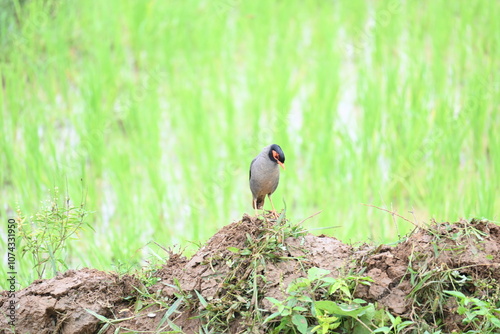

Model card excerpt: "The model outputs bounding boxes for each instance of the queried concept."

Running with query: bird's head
[268,144,285,170]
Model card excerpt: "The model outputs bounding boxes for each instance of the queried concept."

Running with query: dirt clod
[1,268,139,334]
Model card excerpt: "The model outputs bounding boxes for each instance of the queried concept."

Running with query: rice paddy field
[1,0,499,288]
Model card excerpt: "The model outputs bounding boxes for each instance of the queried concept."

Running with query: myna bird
[249,144,285,216]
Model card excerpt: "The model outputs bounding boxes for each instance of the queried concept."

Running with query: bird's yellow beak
[272,150,285,170]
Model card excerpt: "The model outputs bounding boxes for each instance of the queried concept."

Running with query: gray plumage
[249,144,285,210]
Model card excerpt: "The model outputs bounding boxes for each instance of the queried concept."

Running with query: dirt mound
[358,219,500,323]
[0,268,139,334]
[1,215,499,333]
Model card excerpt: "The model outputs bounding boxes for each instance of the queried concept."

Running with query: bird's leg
[253,199,259,217]
[268,195,279,219]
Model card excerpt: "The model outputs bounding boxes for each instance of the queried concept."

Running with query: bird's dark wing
[249,158,256,180]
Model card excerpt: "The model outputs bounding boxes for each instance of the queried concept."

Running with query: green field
[1,0,499,288]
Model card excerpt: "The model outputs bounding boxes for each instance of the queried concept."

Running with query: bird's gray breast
[249,155,280,197]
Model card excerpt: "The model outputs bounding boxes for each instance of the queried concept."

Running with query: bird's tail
[253,196,265,209]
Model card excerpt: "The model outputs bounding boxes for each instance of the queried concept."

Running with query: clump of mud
[0,268,138,334]
[1,215,499,333]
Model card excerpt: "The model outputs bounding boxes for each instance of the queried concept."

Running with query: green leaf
[158,296,184,329]
[167,297,184,317]
[167,319,182,331]
[315,301,368,318]
[353,299,366,304]
[240,248,252,256]
[297,295,313,303]
[85,308,110,323]
[293,306,308,312]
[194,290,207,307]
[227,247,240,253]
[307,267,330,281]
[490,315,500,328]
[263,312,281,324]
[444,290,466,299]
[398,321,414,329]
[310,325,322,333]
[266,297,282,305]
[96,323,110,334]
[328,281,342,295]
[321,277,336,284]
[340,286,352,298]
[292,314,308,334]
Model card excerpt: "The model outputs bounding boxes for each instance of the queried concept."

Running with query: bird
[249,144,285,216]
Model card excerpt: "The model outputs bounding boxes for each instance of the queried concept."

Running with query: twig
[296,210,323,225]
[362,204,419,228]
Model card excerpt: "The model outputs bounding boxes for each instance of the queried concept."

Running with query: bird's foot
[265,210,280,220]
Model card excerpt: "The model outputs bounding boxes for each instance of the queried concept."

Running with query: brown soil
[1,214,499,333]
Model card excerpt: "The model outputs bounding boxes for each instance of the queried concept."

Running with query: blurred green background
[1,0,499,287]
